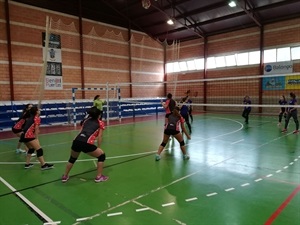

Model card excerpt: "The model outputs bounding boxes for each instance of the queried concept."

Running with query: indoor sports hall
[0,1,300,225]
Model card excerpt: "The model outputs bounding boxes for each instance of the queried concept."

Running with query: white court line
[255,178,263,182]
[0,176,54,223]
[107,212,123,217]
[76,217,90,222]
[241,183,250,187]
[44,222,61,225]
[185,197,198,202]
[283,166,289,169]
[289,162,294,165]
[133,200,162,214]
[266,174,273,178]
[276,170,282,173]
[136,207,150,212]
[225,188,235,192]
[206,192,218,197]
[162,202,175,207]
[231,139,244,144]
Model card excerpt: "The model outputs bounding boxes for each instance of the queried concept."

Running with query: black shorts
[12,128,22,134]
[19,133,35,143]
[164,129,180,136]
[71,140,97,153]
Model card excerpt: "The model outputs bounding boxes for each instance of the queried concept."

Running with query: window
[166,63,174,73]
[215,56,226,68]
[249,51,260,65]
[179,61,187,71]
[194,58,204,70]
[225,55,236,67]
[207,57,216,69]
[236,52,248,66]
[277,47,291,62]
[173,62,180,72]
[186,60,196,71]
[291,46,300,60]
[264,49,276,63]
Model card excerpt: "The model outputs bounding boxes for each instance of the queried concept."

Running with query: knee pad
[160,142,167,147]
[28,148,35,154]
[68,156,77,164]
[180,140,185,146]
[97,153,106,162]
[36,148,43,157]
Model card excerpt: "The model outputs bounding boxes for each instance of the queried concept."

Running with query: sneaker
[24,163,34,169]
[183,154,190,160]
[27,153,36,157]
[281,129,287,133]
[16,149,26,154]
[95,175,109,183]
[293,130,299,134]
[62,175,69,183]
[41,163,54,170]
[155,154,161,161]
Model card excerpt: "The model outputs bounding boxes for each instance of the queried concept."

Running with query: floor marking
[0,176,54,223]
[289,162,294,165]
[173,218,187,225]
[225,188,235,192]
[132,200,162,214]
[255,178,263,182]
[136,207,150,212]
[241,183,250,187]
[283,166,289,169]
[107,212,123,217]
[231,139,244,144]
[185,197,198,202]
[206,192,218,197]
[43,222,61,225]
[294,158,298,161]
[276,170,282,173]
[162,202,175,207]
[76,217,90,222]
[266,174,273,178]
[264,185,300,225]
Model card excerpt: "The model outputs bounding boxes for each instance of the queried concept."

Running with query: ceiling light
[228,1,236,7]
[167,19,174,25]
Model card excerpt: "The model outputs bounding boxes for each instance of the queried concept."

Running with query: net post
[72,87,77,127]
[105,83,110,125]
[117,86,121,122]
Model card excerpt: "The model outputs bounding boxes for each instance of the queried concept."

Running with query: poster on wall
[42,32,63,90]
[262,61,293,91]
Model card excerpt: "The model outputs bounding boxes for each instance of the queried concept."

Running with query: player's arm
[97,129,103,147]
[180,119,191,139]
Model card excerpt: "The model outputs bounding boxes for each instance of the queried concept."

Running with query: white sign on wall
[264,61,293,75]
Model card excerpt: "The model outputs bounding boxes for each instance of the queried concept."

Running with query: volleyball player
[20,106,53,169]
[282,92,299,134]
[93,94,106,120]
[242,95,251,124]
[161,93,176,125]
[155,107,191,161]
[278,95,287,126]
[62,107,108,183]
[12,103,32,154]
[180,97,192,134]
[185,90,193,122]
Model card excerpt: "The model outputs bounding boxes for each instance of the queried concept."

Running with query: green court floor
[0,113,299,225]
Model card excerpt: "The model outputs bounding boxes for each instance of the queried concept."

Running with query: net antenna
[38,16,51,108]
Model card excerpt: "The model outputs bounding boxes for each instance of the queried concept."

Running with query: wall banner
[264,61,293,75]
[42,33,63,90]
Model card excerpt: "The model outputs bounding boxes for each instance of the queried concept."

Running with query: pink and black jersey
[75,118,105,144]
[22,115,41,139]
[165,114,184,131]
